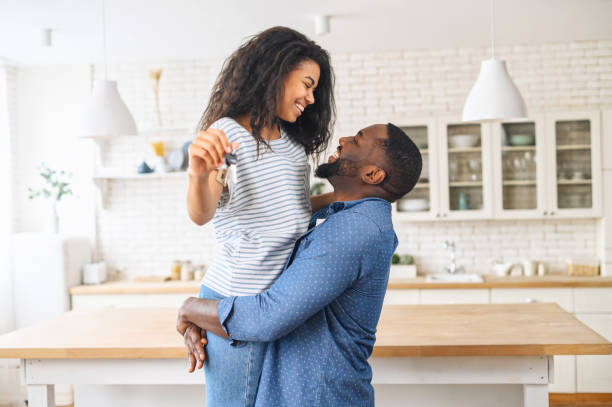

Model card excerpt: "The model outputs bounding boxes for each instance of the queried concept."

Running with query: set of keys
[215,152,238,187]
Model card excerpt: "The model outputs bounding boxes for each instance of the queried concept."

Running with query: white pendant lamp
[80,0,137,138]
[462,0,527,123]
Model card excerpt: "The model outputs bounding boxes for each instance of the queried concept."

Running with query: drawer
[419,289,489,304]
[549,356,576,393]
[574,288,612,313]
[384,289,419,305]
[71,294,191,309]
[490,288,573,313]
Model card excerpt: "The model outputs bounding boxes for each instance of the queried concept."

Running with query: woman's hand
[188,128,240,178]
[184,323,208,372]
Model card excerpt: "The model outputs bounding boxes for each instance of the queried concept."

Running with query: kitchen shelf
[502,180,537,186]
[449,181,483,187]
[502,146,536,151]
[413,183,429,189]
[556,144,592,151]
[448,147,482,154]
[94,171,187,180]
[557,179,592,185]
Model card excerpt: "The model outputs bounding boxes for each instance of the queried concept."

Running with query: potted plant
[28,163,73,233]
[390,253,418,279]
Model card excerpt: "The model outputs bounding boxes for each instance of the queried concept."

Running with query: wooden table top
[0,303,610,359]
[68,275,612,295]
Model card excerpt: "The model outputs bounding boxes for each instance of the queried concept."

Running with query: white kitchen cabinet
[419,288,489,304]
[392,118,440,221]
[544,111,602,218]
[491,115,548,219]
[383,289,419,305]
[575,313,612,392]
[437,116,494,220]
[574,288,612,313]
[391,110,602,222]
[490,288,573,313]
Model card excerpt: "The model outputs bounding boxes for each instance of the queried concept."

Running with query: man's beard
[315,158,360,179]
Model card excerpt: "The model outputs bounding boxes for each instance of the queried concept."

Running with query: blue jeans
[197,285,266,407]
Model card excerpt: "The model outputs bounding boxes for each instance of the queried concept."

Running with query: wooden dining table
[0,302,610,407]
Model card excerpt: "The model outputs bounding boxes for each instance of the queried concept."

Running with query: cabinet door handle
[543,211,548,216]
[442,213,448,217]
[525,298,538,303]
[436,213,440,218]
[550,211,555,216]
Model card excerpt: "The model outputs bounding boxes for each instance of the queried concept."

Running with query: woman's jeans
[197,285,266,407]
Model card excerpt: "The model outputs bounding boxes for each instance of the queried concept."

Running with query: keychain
[215,152,238,187]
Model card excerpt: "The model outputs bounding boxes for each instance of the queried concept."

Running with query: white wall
[13,65,95,238]
[8,39,612,279]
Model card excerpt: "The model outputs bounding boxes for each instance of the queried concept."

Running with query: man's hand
[184,323,207,373]
[177,297,197,335]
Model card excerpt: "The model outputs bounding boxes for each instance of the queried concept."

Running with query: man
[177,123,422,406]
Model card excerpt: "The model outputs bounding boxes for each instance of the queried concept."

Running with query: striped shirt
[201,117,312,296]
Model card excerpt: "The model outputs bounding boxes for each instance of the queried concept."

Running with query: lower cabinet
[575,313,612,392]
[419,289,489,304]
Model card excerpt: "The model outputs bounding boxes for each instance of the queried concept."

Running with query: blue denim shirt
[217,197,398,406]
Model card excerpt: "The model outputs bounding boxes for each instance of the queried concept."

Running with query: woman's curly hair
[197,26,336,158]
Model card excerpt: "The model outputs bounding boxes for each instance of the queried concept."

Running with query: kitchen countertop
[0,303,610,358]
[68,275,612,295]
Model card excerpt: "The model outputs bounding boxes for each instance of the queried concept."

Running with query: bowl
[398,199,429,212]
[448,134,479,149]
[508,134,535,146]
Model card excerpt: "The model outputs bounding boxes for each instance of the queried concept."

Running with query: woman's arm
[309,192,334,213]
[186,128,239,225]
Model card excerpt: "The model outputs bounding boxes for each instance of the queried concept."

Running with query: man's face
[315,124,388,182]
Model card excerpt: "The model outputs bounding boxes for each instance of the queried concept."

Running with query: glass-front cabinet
[391,110,601,222]
[393,119,439,220]
[492,117,547,218]
[546,111,602,218]
[437,116,493,219]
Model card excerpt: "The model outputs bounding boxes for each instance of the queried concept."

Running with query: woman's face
[277,59,320,123]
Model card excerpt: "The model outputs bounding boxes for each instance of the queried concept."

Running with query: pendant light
[462,0,527,123]
[80,0,137,138]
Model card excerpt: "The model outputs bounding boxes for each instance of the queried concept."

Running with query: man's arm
[217,214,374,342]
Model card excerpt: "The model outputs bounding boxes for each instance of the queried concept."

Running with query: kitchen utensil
[522,260,537,277]
[537,263,547,276]
[167,148,184,171]
[137,161,154,174]
[458,192,469,210]
[508,134,535,146]
[448,134,479,148]
[493,262,514,276]
[467,159,481,181]
[83,262,107,285]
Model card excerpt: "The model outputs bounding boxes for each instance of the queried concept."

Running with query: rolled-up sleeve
[217,213,377,342]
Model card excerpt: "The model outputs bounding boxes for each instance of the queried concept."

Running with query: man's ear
[361,165,386,185]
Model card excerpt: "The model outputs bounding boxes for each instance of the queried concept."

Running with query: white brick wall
[12,39,612,278]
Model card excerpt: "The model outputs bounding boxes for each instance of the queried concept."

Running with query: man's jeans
[197,285,266,407]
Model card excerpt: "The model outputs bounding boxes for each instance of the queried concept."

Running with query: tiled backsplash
[15,40,612,278]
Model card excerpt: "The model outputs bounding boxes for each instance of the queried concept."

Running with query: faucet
[442,241,464,274]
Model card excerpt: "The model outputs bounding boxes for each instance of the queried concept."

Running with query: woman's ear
[361,165,386,185]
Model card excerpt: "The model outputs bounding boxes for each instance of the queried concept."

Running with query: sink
[425,273,484,283]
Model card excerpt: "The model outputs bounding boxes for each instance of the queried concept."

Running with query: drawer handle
[525,298,538,303]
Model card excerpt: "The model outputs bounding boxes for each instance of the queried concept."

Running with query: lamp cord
[490,0,495,59]
[102,0,108,80]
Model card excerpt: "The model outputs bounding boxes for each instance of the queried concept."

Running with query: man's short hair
[378,123,423,202]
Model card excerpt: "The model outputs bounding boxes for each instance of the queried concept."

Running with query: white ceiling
[1,0,612,65]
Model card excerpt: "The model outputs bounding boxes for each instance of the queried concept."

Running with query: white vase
[49,201,59,234]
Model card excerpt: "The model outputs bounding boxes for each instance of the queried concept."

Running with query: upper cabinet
[491,116,547,219]
[393,110,602,222]
[437,116,493,220]
[545,111,602,218]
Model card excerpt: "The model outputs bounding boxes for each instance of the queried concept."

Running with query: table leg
[27,384,55,407]
[523,384,548,407]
